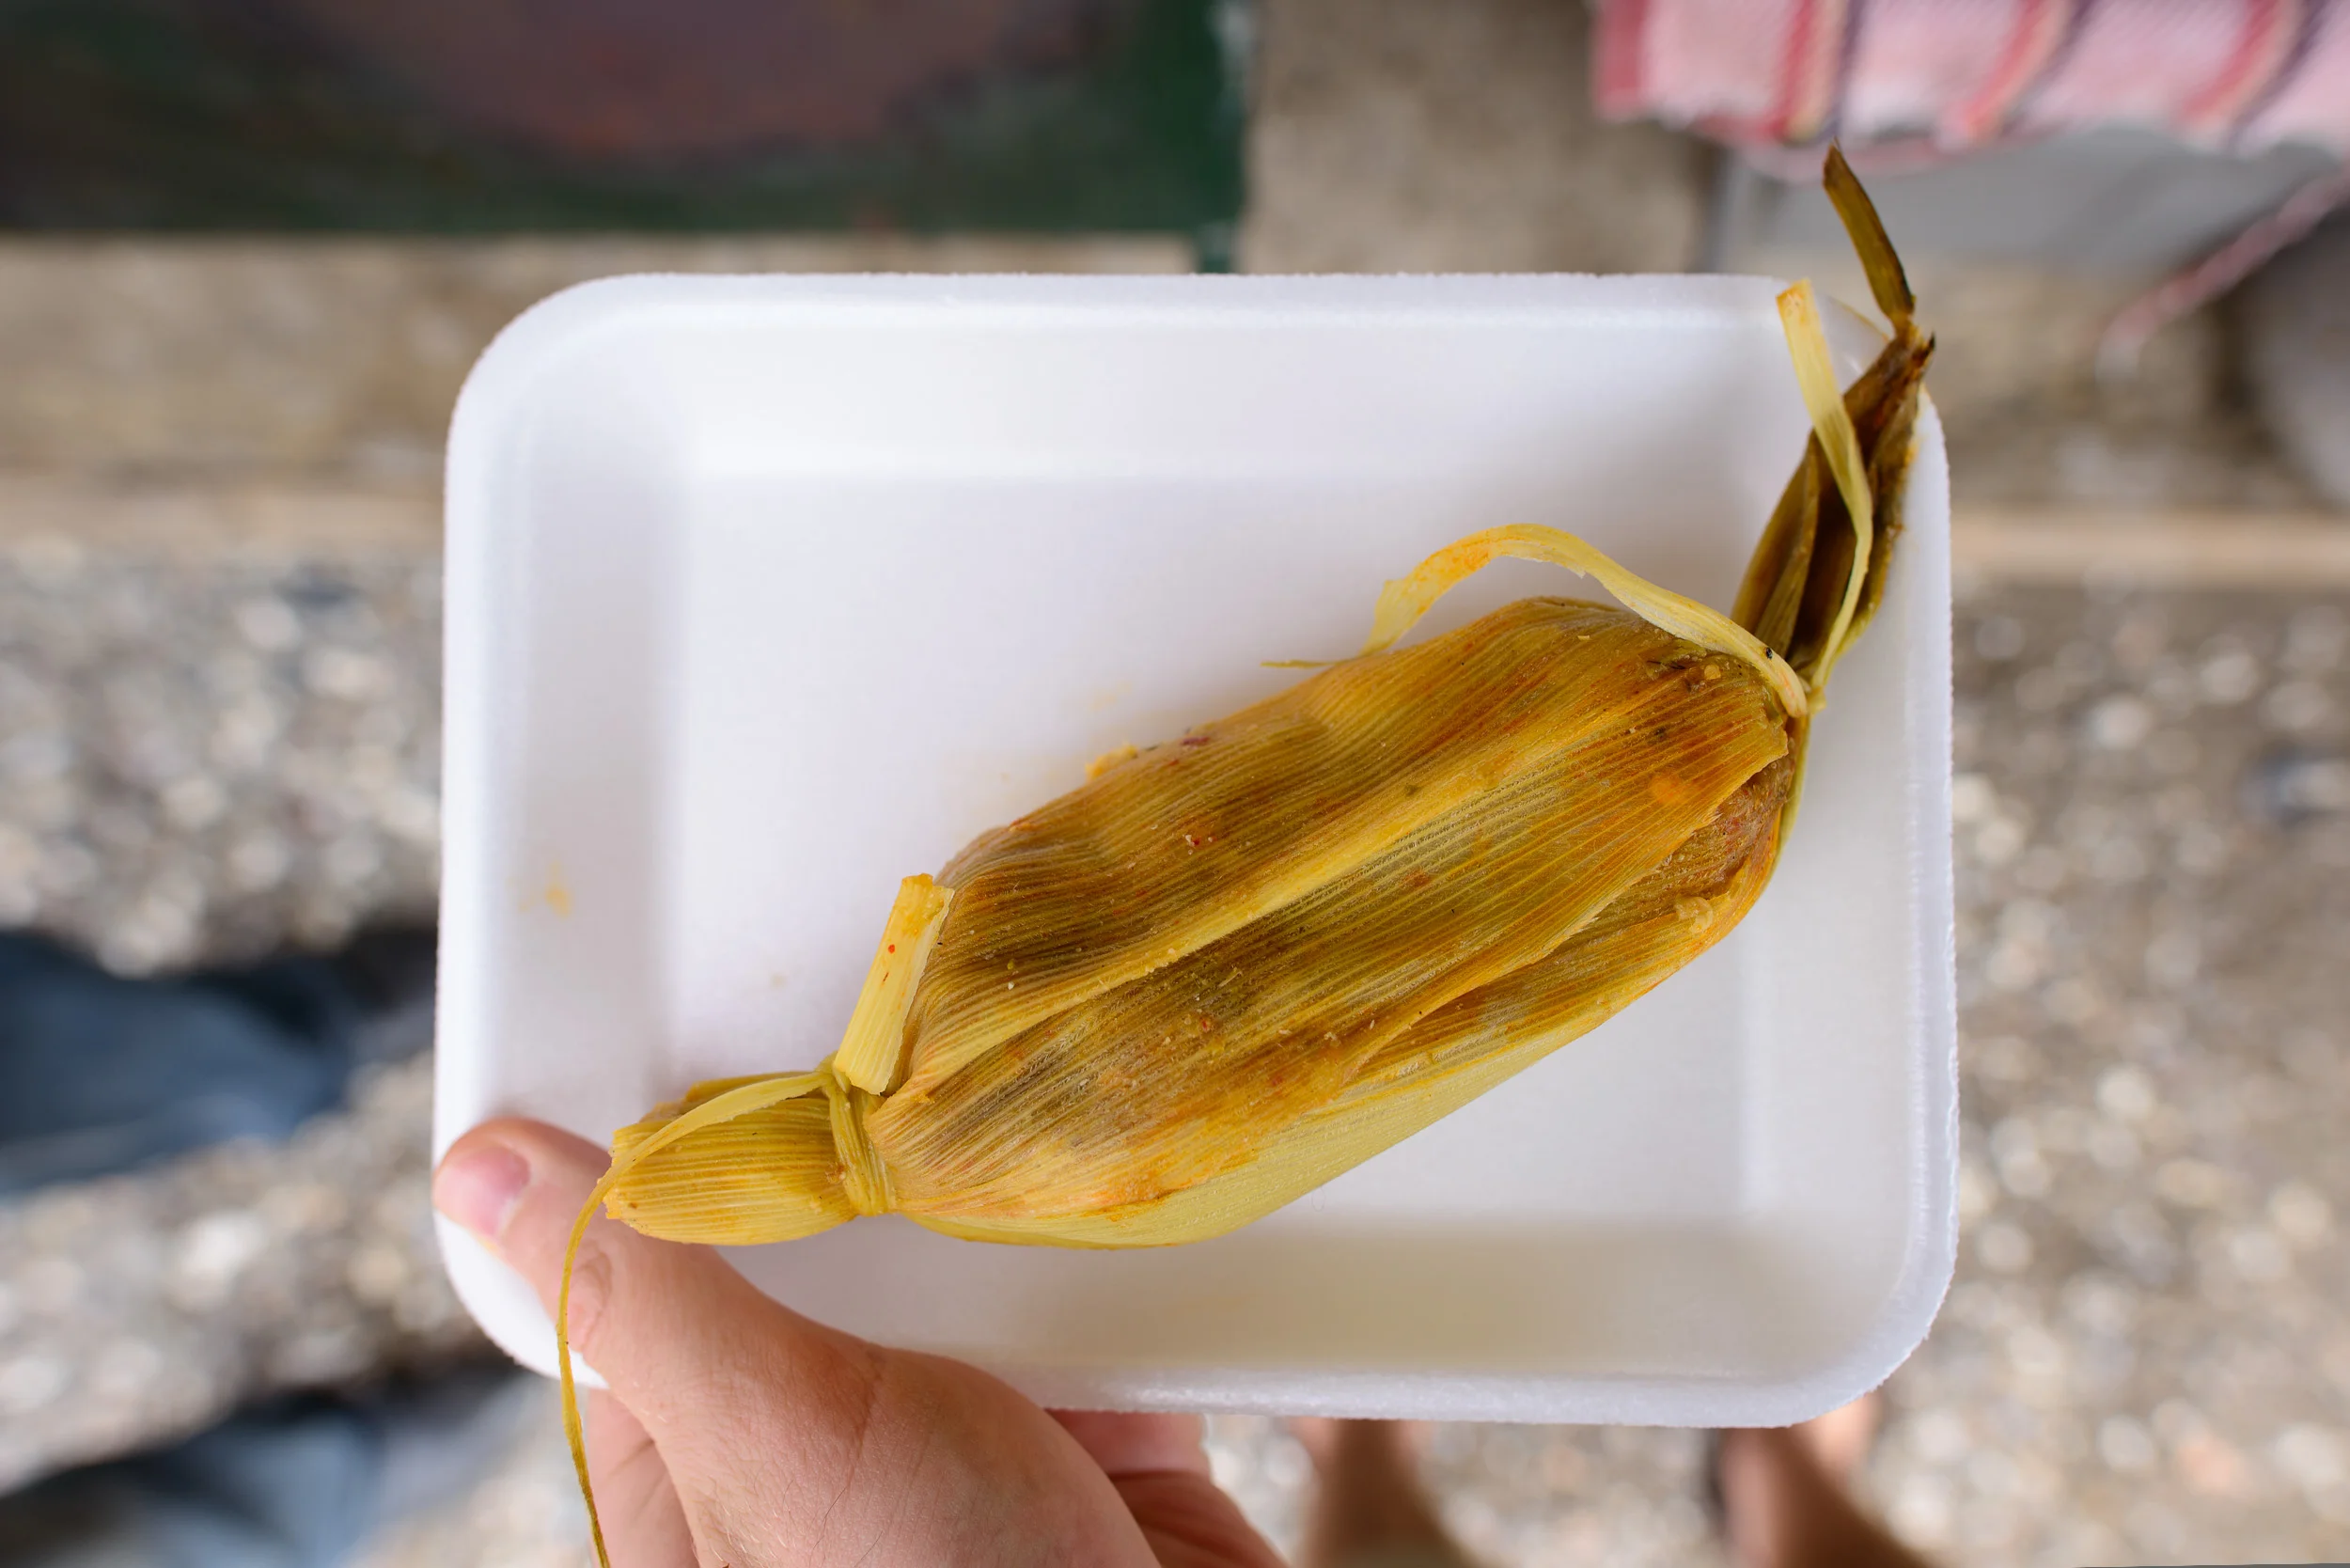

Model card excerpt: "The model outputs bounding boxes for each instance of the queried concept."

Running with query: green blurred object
[0,0,1247,263]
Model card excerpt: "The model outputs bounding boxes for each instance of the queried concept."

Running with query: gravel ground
[3,541,2348,1566]
[0,544,442,968]
[1870,582,2350,1566]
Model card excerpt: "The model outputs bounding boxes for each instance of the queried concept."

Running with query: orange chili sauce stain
[542,863,573,917]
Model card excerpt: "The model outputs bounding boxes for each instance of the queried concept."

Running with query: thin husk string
[559,876,954,1568]
[1359,525,1810,721]
[557,1070,829,1568]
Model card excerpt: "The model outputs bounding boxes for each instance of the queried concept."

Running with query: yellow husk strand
[1359,523,1809,719]
[832,874,954,1094]
[554,148,1933,1568]
[1775,281,1873,696]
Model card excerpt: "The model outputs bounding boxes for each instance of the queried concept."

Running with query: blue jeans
[0,1370,543,1568]
[0,929,482,1568]
[0,933,376,1196]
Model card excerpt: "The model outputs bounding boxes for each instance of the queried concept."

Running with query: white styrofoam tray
[435,273,1955,1427]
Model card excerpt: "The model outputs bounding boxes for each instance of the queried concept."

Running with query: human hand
[434,1119,1285,1568]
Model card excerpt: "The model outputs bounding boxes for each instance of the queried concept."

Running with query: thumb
[433,1118,885,1471]
[1054,1413,1288,1568]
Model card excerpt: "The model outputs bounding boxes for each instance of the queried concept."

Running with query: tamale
[554,147,1934,1561]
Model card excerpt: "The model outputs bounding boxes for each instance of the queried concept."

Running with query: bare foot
[1791,1389,1882,1481]
[1717,1393,1930,1568]
[1292,1419,1479,1568]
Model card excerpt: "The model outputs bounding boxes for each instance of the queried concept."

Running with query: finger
[1106,1473,1287,1568]
[433,1118,883,1455]
[584,1390,697,1568]
[1051,1410,1213,1478]
[1051,1412,1284,1568]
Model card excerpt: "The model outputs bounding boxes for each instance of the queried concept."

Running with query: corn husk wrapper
[556,148,1934,1566]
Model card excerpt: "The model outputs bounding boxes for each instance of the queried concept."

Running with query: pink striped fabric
[1594,0,2350,156]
